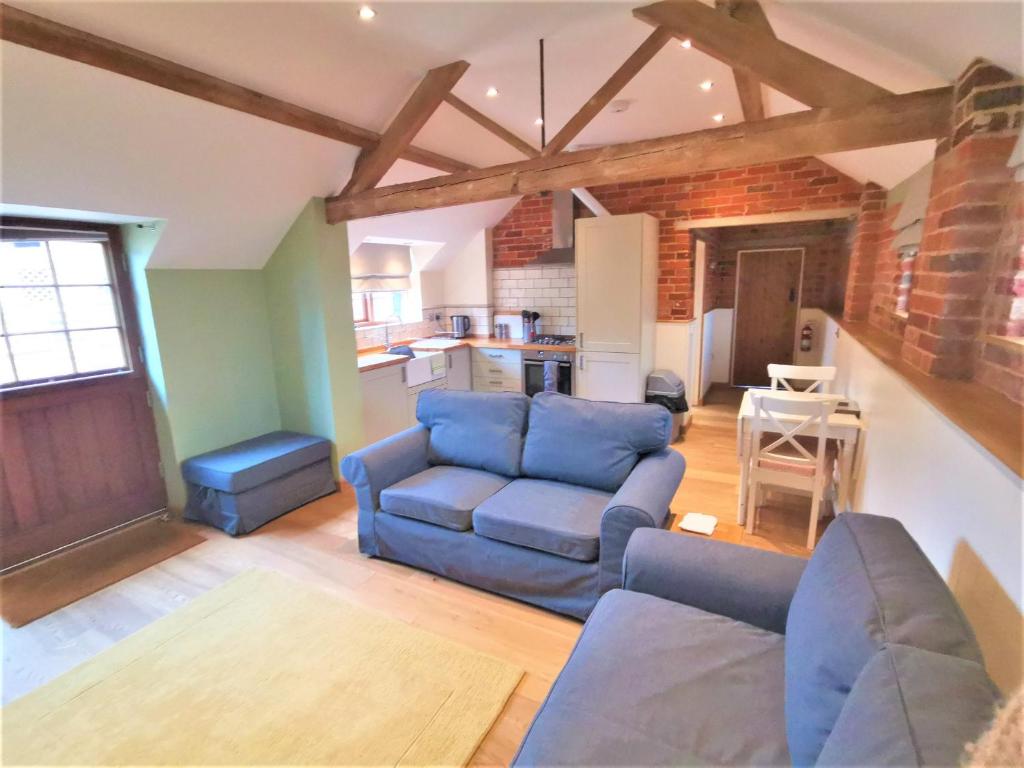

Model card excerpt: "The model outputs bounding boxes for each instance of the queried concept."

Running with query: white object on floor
[678,512,718,536]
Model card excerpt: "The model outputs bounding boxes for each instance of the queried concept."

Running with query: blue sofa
[514,513,1000,766]
[341,390,686,619]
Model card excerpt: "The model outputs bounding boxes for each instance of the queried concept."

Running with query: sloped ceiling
[1,1,1020,269]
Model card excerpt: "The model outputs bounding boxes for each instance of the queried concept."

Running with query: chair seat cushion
[514,589,790,766]
[181,431,332,493]
[473,478,610,562]
[380,466,510,531]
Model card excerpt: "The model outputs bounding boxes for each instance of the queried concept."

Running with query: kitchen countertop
[357,337,576,370]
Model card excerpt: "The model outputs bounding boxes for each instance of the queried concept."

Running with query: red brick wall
[867,202,906,339]
[842,183,887,322]
[491,157,863,321]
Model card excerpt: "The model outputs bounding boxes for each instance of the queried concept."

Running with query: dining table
[735,388,865,525]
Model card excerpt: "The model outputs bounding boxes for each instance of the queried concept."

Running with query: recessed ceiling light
[358,5,376,20]
[680,39,692,49]
[712,113,725,123]
[486,86,499,98]
[700,79,714,92]
[534,117,544,126]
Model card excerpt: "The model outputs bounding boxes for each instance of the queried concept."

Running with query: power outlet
[433,312,442,321]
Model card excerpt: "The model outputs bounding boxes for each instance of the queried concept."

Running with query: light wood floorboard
[2,385,826,764]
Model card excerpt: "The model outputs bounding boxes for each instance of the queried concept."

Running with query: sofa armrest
[622,528,806,634]
[341,426,430,554]
[598,449,685,594]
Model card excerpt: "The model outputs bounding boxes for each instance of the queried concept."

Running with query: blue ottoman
[182,431,335,535]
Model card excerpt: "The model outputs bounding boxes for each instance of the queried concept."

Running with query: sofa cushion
[181,431,332,493]
[473,479,610,562]
[380,466,511,531]
[785,513,984,767]
[817,644,999,767]
[513,589,790,766]
[521,393,671,493]
[417,390,530,477]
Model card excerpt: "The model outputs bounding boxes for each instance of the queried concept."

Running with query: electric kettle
[450,315,471,338]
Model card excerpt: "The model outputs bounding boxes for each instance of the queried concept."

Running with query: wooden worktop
[356,336,575,371]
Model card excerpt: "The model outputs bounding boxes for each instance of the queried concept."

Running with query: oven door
[523,360,573,397]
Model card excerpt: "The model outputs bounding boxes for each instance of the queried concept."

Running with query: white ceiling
[1,1,1020,268]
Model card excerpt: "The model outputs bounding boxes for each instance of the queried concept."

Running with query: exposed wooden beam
[542,26,673,156]
[633,0,891,108]
[341,61,469,195]
[443,94,540,158]
[0,3,473,175]
[326,87,952,222]
[715,0,773,122]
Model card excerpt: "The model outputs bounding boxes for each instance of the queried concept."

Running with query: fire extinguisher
[800,322,814,352]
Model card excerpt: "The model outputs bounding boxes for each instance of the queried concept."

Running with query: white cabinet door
[576,216,643,354]
[360,364,409,445]
[407,379,447,424]
[576,351,642,403]
[445,347,472,390]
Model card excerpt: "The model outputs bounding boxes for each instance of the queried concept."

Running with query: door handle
[578,332,583,347]
[789,288,797,303]
[447,353,452,368]
[579,355,585,370]
[400,367,406,383]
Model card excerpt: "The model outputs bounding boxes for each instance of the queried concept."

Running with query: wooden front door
[732,248,803,387]
[0,220,166,569]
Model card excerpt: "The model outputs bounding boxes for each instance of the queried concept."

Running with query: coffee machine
[450,315,471,338]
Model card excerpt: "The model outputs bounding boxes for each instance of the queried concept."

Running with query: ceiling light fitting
[358,5,376,21]
[486,86,499,98]
[700,80,714,92]
[680,39,692,49]
[712,113,725,122]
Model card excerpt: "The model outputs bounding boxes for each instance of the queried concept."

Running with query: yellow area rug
[1,570,523,766]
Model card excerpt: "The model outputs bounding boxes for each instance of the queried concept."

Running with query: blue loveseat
[514,513,1000,766]
[341,390,686,619]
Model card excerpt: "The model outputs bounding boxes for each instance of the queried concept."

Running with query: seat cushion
[380,466,510,531]
[521,393,671,493]
[181,431,332,493]
[473,478,610,562]
[417,389,530,477]
[785,513,984,767]
[513,589,790,766]
[817,644,1000,767]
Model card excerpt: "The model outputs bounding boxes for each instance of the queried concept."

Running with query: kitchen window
[352,290,407,326]
[0,229,132,389]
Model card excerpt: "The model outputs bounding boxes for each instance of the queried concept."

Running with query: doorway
[731,248,804,387]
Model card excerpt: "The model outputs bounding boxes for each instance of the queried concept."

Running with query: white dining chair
[768,364,837,394]
[745,392,842,549]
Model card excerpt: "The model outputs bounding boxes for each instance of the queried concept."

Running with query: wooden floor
[2,385,826,765]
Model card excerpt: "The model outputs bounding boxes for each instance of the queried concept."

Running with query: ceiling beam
[542,26,674,156]
[0,3,474,174]
[715,0,772,122]
[341,60,469,195]
[443,93,540,158]
[325,87,952,222]
[633,0,891,108]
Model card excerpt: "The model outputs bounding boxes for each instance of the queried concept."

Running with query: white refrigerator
[575,213,659,403]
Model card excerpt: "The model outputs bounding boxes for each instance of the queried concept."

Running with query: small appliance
[522,335,576,397]
[450,315,471,338]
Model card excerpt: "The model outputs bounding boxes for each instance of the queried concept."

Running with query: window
[895,247,917,316]
[0,232,131,389]
[352,290,406,326]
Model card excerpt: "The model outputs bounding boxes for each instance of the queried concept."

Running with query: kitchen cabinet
[445,347,472,390]
[472,347,522,393]
[407,378,447,424]
[576,349,643,403]
[359,363,408,446]
[575,214,658,402]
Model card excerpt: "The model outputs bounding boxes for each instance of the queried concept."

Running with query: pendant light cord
[539,38,546,149]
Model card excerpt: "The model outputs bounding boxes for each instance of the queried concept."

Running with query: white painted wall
[442,229,492,306]
[706,308,734,385]
[654,321,692,381]
[823,317,1022,610]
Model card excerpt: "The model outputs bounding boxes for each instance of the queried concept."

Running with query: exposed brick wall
[867,202,907,339]
[901,60,1022,381]
[842,183,887,322]
[703,220,851,311]
[491,157,863,321]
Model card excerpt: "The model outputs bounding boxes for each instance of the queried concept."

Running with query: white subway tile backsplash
[492,264,578,336]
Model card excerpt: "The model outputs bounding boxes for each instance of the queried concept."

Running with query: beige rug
[1,570,523,766]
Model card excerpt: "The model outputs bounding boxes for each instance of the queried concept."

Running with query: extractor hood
[535,190,576,265]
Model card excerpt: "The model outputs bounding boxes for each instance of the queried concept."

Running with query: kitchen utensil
[450,315,471,338]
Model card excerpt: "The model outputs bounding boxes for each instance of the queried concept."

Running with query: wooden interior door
[0,220,167,569]
[732,248,803,387]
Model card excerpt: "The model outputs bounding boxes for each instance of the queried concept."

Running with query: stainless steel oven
[522,349,574,397]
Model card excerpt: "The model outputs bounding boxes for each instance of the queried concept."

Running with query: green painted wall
[264,198,363,469]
